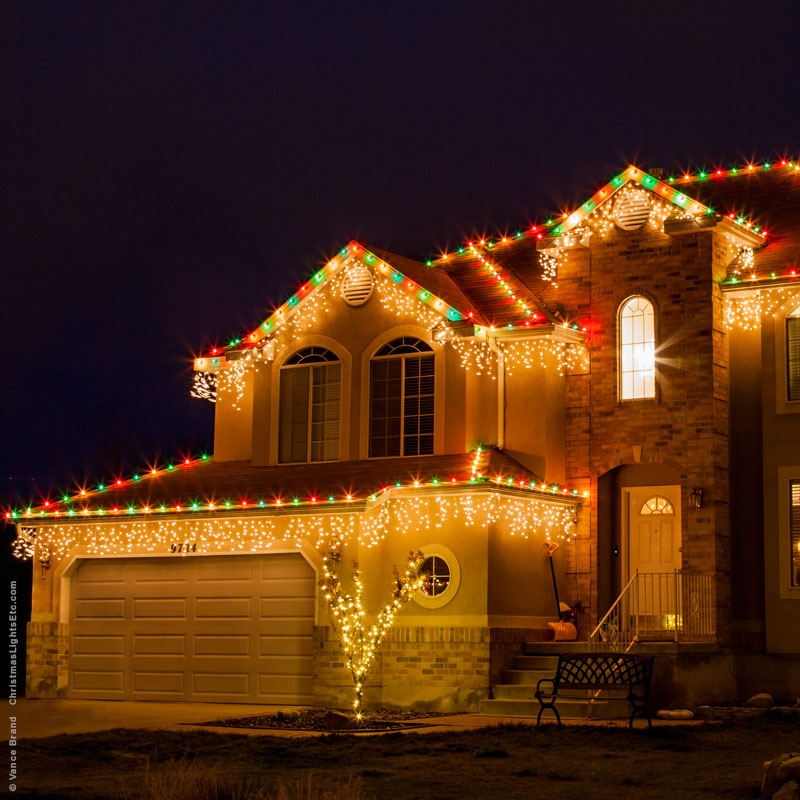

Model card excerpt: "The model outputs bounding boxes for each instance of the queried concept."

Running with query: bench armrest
[535,677,555,698]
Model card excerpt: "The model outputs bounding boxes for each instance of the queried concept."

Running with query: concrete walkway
[11,698,683,739]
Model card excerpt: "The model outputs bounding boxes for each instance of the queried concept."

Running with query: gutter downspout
[487,336,505,449]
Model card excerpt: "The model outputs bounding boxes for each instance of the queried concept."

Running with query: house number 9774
[170,542,197,553]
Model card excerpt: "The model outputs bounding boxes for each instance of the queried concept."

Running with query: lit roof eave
[481,323,586,345]
[721,276,800,293]
[365,480,585,509]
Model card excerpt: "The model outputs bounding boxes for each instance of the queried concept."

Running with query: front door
[624,486,682,633]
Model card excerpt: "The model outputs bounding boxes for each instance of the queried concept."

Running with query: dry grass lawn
[17,713,800,799]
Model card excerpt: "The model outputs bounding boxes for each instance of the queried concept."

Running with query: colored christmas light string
[11,487,581,563]
[196,157,797,366]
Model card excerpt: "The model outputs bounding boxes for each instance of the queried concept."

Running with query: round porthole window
[419,555,450,597]
[413,545,460,609]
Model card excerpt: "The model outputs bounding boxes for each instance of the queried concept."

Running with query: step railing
[589,571,716,651]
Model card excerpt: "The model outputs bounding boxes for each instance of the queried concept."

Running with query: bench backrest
[554,653,654,689]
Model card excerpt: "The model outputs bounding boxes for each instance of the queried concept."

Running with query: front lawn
[17,714,799,799]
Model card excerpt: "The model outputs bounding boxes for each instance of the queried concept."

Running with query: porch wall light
[689,487,703,509]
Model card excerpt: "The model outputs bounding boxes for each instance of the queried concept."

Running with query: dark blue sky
[3,0,799,503]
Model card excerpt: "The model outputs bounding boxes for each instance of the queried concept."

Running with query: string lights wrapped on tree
[321,549,425,721]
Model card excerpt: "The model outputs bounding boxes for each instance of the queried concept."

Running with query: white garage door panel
[134,635,186,655]
[73,635,125,655]
[260,654,314,675]
[193,672,250,695]
[195,597,251,618]
[259,635,312,657]
[133,672,184,694]
[260,597,315,617]
[78,561,127,582]
[193,634,251,656]
[73,670,124,692]
[263,576,316,594]
[69,553,315,702]
[74,598,126,619]
[134,561,189,582]
[196,557,252,579]
[133,598,187,618]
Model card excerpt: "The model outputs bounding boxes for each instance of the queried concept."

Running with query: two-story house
[12,159,800,711]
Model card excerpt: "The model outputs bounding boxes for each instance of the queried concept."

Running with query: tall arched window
[279,347,341,463]
[369,337,434,457]
[619,296,656,400]
[787,304,800,402]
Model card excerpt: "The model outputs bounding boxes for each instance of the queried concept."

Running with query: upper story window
[279,347,340,463]
[619,296,656,400]
[787,305,800,403]
[791,480,800,588]
[369,337,434,457]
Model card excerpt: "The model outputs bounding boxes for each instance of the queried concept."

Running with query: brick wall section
[559,228,732,642]
[26,621,69,699]
[381,627,489,689]
[313,625,491,711]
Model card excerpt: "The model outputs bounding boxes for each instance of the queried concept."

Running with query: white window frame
[278,347,341,464]
[778,467,800,599]
[412,544,461,609]
[777,303,800,414]
[369,337,435,458]
[618,295,656,401]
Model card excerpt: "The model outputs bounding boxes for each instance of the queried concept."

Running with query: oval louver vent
[341,265,374,306]
[614,191,652,231]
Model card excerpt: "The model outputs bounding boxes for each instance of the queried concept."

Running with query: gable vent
[614,190,652,231]
[341,265,374,306]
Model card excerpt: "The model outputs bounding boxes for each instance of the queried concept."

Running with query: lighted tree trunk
[321,550,424,721]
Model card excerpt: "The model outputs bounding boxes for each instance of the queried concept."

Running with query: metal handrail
[589,570,639,648]
[590,570,716,651]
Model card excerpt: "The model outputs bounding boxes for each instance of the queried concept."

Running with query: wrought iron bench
[535,652,655,728]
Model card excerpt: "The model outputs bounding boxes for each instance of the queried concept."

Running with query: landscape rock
[321,710,358,730]
[762,753,800,799]
[773,781,800,800]
[777,758,800,786]
[746,693,775,708]
[656,709,694,720]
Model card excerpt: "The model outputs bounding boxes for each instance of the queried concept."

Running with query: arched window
[787,304,800,402]
[369,337,434,457]
[279,347,341,463]
[640,496,675,515]
[619,296,656,400]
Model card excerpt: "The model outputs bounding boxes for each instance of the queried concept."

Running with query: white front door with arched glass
[623,486,682,636]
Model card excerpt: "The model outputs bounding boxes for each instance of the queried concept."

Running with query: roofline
[544,165,766,246]
[11,480,584,530]
[720,277,800,293]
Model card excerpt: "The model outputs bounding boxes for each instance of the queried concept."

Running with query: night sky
[3,1,799,505]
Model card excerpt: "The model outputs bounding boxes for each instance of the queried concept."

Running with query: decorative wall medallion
[341,264,374,306]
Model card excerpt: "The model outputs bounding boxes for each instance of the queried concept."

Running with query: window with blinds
[369,337,434,457]
[787,316,800,402]
[279,347,341,463]
[791,480,800,588]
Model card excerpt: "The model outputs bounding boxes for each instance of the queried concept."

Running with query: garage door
[68,553,315,703]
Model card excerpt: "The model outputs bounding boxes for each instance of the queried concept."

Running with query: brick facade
[560,228,733,641]
[26,620,69,699]
[313,625,491,712]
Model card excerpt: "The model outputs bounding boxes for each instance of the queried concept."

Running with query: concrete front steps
[479,650,632,721]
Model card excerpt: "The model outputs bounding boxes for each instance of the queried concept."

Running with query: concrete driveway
[13,699,281,738]
[12,698,524,738]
